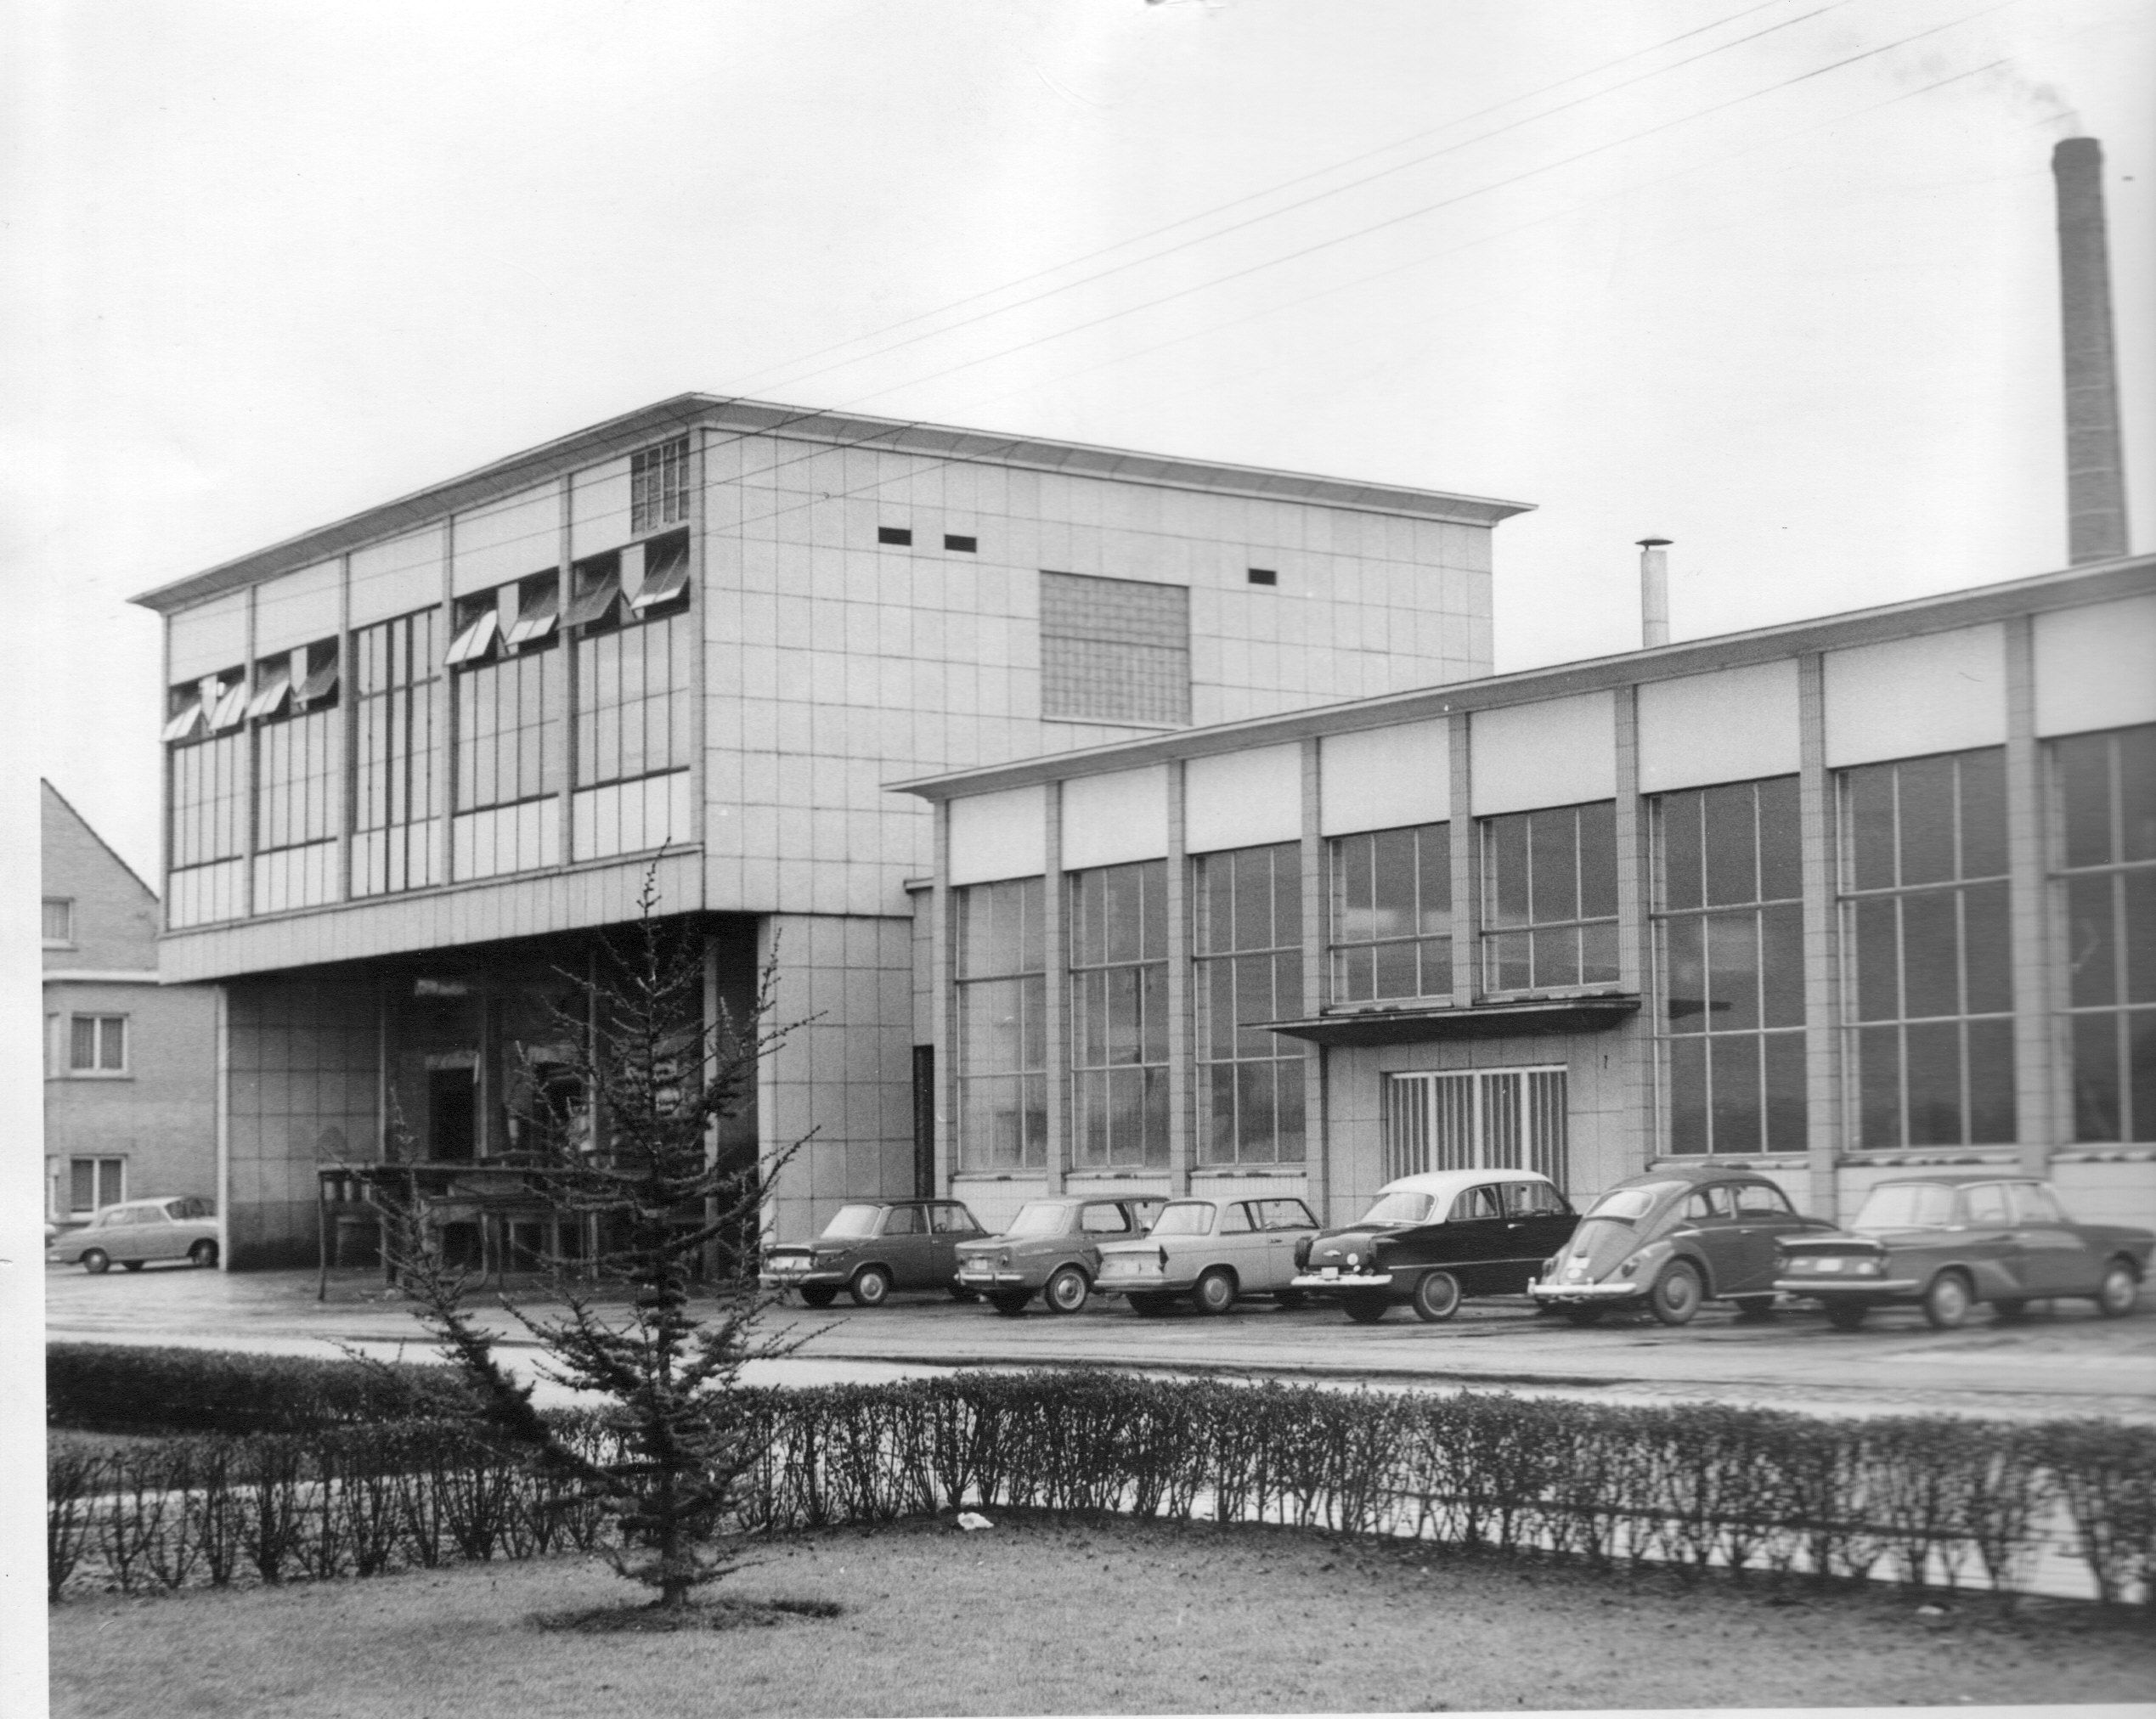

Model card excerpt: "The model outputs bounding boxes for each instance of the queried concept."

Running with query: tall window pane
[1653,775,1806,1153]
[1837,748,2015,1148]
[1327,821,1451,1004]
[354,608,443,896]
[1069,860,1169,1168]
[1480,801,1619,992]
[2053,724,2156,1142]
[955,877,1047,1170]
[1194,843,1303,1164]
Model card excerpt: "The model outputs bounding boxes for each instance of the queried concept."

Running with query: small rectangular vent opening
[1247,567,1278,586]
[944,534,977,554]
[878,527,912,546]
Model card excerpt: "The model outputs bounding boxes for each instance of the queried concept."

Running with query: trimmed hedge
[47,1343,480,1436]
[46,1370,2156,1608]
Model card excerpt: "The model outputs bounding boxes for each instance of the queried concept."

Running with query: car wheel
[1341,1294,1388,1325]
[1043,1265,1090,1316]
[189,1240,219,1268]
[1992,1298,2028,1320]
[81,1249,110,1275]
[991,1292,1031,1317]
[848,1265,894,1309]
[1922,1271,1973,1331]
[1826,1302,1870,1332]
[1191,1269,1237,1316]
[1409,1271,1462,1324]
[1731,1295,1776,1321]
[1648,1262,1703,1327]
[1128,1292,1172,1317]
[2095,1260,2139,1319]
[798,1284,838,1309]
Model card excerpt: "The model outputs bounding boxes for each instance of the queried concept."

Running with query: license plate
[1813,1258,1843,1273]
[1321,1266,1339,1281]
[961,1266,991,1279]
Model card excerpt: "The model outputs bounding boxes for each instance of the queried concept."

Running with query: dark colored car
[1775,1175,2152,1330]
[1528,1165,1830,1325]
[760,1198,988,1307]
[954,1195,1165,1316]
[1289,1169,1578,1323]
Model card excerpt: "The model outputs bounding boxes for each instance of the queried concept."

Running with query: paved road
[43,1263,2156,1421]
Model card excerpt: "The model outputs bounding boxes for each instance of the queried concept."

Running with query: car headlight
[997,1250,1011,1268]
[812,1249,849,1268]
[1850,1257,1882,1277]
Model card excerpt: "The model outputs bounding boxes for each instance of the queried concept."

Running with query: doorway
[1382,1067,1568,1190]
[429,1066,477,1163]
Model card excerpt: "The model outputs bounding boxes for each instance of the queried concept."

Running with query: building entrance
[1383,1067,1568,1191]
[428,1067,477,1163]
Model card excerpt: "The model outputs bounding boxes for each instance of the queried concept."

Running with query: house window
[955,877,1047,1170]
[1068,860,1170,1169]
[1194,843,1304,1164]
[354,608,443,897]
[71,1157,124,1215]
[2052,722,2156,1142]
[630,437,691,535]
[42,898,73,945]
[1654,776,1806,1153]
[1329,822,1450,1004]
[70,1014,127,1074]
[1479,801,1619,992]
[1838,747,2014,1148]
[1039,572,1190,727]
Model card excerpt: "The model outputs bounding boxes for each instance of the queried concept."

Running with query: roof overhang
[130,394,1534,614]
[1260,995,1640,1045]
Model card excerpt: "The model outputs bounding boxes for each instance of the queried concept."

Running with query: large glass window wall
[1068,860,1169,1168]
[1478,801,1618,992]
[1328,822,1451,1004]
[354,608,443,896]
[955,876,1047,1170]
[1193,843,1304,1164]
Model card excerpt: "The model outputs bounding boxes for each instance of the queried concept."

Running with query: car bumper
[955,1267,1037,1288]
[1527,1279,1647,1303]
[1289,1271,1395,1291]
[1094,1268,1190,1295]
[1773,1277,1918,1297]
[759,1268,848,1290]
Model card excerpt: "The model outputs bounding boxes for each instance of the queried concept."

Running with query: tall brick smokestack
[2052,138,2130,563]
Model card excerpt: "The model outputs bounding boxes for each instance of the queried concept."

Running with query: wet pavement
[42,1261,2156,1421]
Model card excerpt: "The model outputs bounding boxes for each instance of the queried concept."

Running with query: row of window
[45,1012,127,1077]
[951,724,2156,1169]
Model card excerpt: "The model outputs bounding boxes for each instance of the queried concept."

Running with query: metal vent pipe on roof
[1637,538,1671,647]
[2052,138,2131,564]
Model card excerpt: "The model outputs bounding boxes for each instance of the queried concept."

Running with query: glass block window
[1193,843,1304,1164]
[1479,801,1618,992]
[1039,572,1190,726]
[1329,822,1451,1004]
[1654,776,1806,1153]
[1837,748,2014,1147]
[955,876,1047,1171]
[354,608,443,896]
[630,437,691,534]
[1069,860,1169,1169]
[2052,723,2156,1142]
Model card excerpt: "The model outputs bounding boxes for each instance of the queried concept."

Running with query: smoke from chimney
[2052,138,2130,564]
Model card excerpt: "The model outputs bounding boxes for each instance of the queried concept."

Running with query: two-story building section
[42,781,218,1233]
[131,394,1530,1265]
[900,555,2156,1237]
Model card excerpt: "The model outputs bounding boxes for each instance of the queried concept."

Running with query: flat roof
[893,551,2156,800]
[130,394,1535,613]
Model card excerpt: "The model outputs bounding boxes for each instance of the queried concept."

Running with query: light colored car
[1094,1194,1321,1315]
[47,1197,219,1273]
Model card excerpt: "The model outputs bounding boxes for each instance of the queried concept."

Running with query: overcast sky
[10,0,2152,886]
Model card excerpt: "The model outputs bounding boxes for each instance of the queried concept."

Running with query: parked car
[1775,1174,2152,1331]
[1527,1166,1829,1325]
[759,1198,988,1307]
[46,1198,218,1272]
[1094,1195,1321,1315]
[1288,1169,1578,1323]
[954,1195,1165,1316]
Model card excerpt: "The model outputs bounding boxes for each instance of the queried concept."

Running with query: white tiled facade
[134,396,1526,1262]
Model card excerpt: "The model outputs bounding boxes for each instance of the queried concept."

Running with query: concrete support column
[930,801,955,1193]
[1165,761,1193,1195]
[1043,783,1069,1190]
[336,552,354,903]
[1450,712,1477,1006]
[1612,687,1654,1168]
[552,475,577,865]
[241,588,258,918]
[1797,654,1843,1219]
[437,521,459,885]
[1299,738,1327,1219]
[2004,617,2057,1175]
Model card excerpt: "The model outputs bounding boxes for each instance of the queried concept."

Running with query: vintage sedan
[954,1194,1165,1316]
[1094,1195,1321,1315]
[46,1197,218,1272]
[759,1198,988,1307]
[1776,1175,2151,1331]
[1528,1165,1830,1325]
[1288,1169,1578,1323]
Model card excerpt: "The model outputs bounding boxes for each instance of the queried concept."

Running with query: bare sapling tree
[385,874,816,1611]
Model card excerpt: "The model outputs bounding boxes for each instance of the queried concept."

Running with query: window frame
[69,1156,125,1216]
[1067,859,1171,1170]
[66,1013,129,1077]
[1476,800,1620,995]
[953,876,1049,1173]
[42,897,74,947]
[1192,842,1306,1166]
[1326,820,1452,1007]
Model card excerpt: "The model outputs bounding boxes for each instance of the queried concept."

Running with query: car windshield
[1004,1203,1069,1237]
[820,1204,883,1239]
[1853,1183,1958,1231]
[1358,1192,1435,1226]
[1151,1203,1216,1237]
[1584,1181,1686,1222]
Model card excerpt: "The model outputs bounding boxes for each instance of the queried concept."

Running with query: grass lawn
[50,1513,2155,1717]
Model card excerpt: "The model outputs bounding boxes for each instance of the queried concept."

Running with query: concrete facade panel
[1318,719,1450,836]
[349,530,444,626]
[1061,766,1171,869]
[168,592,249,684]
[1185,744,1301,854]
[947,786,1047,885]
[2033,594,2156,737]
[1823,623,2006,766]
[452,485,560,595]
[251,561,342,656]
[1636,660,1802,792]
[1470,692,1617,814]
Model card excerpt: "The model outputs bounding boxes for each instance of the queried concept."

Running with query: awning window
[206,679,250,731]
[629,540,690,612]
[296,660,340,703]
[161,699,206,743]
[563,572,621,628]
[246,667,293,720]
[445,606,499,666]
[504,597,558,651]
